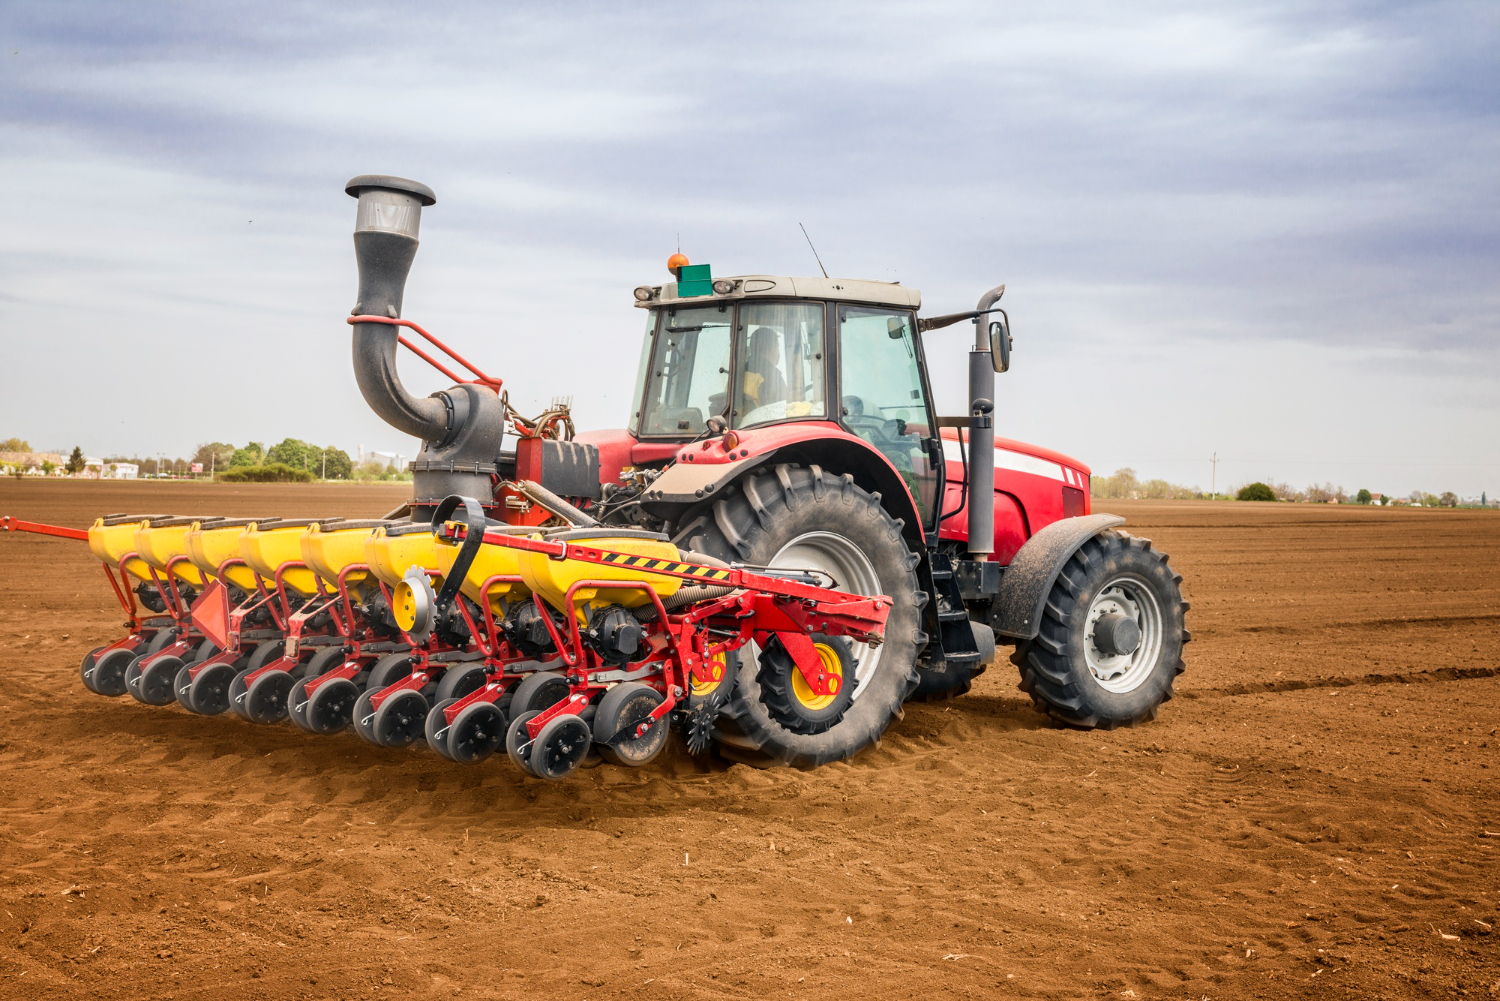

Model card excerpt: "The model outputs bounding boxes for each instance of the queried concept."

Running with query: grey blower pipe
[345,175,508,518]
[345,175,446,441]
[966,284,1006,556]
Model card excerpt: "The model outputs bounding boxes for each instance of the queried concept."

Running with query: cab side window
[837,306,937,521]
[733,302,827,428]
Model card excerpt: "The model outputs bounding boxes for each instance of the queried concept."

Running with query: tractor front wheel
[1010,530,1189,729]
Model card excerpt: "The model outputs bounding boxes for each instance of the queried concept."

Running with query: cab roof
[634,274,921,311]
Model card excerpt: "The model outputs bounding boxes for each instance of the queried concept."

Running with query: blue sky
[2,1,1496,495]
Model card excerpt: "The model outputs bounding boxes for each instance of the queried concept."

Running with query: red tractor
[347,175,1189,768]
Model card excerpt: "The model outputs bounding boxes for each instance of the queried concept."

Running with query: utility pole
[322,451,327,480]
[1211,452,1219,498]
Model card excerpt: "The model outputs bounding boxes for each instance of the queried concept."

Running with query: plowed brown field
[1,481,1497,1000]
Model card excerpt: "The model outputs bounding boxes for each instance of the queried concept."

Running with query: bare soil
[1,481,1496,999]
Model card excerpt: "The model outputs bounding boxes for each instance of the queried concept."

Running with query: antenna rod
[799,222,829,279]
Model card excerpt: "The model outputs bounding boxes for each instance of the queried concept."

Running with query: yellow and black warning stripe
[598,551,733,582]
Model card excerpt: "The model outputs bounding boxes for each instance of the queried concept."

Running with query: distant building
[83,458,137,480]
[0,451,64,474]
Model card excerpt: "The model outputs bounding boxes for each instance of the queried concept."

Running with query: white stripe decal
[942,440,1066,483]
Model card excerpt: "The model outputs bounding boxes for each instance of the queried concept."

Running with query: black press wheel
[191,640,218,664]
[1010,530,1189,729]
[299,646,348,683]
[244,670,295,724]
[287,678,316,732]
[448,700,506,763]
[79,646,107,694]
[594,682,669,767]
[373,689,429,748]
[507,670,571,718]
[505,709,543,777]
[434,664,488,703]
[672,464,924,768]
[304,677,360,734]
[123,655,146,702]
[89,648,135,698]
[174,660,196,710]
[188,661,238,716]
[531,714,592,780]
[135,655,183,706]
[146,627,178,655]
[425,697,461,760]
[362,653,412,692]
[352,689,380,745]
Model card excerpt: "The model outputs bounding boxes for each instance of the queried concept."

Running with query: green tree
[40,460,55,475]
[0,437,31,452]
[1439,491,1458,508]
[1237,482,1276,502]
[192,442,235,474]
[229,442,264,468]
[65,446,85,474]
[319,446,353,480]
[1355,488,1372,505]
[266,438,315,471]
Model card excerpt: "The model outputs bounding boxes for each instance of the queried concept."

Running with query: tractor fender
[990,514,1126,640]
[639,423,927,546]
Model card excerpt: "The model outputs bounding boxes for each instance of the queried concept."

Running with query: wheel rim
[790,642,844,711]
[1083,575,1164,694]
[689,652,729,699]
[769,532,881,698]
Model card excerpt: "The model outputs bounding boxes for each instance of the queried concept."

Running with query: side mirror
[988,313,1012,373]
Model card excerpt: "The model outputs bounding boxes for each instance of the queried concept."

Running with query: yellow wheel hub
[392,580,418,632]
[691,652,728,698]
[790,643,843,711]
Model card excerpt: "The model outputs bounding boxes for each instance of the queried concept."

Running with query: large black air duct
[346,175,506,517]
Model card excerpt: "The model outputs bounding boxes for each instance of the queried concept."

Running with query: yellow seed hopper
[435,523,538,615]
[519,528,683,618]
[366,522,444,589]
[184,518,281,592]
[301,520,393,596]
[87,513,176,583]
[240,519,343,595]
[135,516,230,589]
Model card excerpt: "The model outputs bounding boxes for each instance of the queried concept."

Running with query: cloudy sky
[2,1,1495,496]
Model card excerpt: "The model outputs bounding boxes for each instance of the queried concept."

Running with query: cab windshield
[635,304,732,436]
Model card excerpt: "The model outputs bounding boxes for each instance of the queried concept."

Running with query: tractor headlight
[712,279,736,295]
[633,286,657,302]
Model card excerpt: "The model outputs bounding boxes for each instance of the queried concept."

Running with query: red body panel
[572,424,1091,566]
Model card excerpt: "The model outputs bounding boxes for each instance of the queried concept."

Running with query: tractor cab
[629,271,942,525]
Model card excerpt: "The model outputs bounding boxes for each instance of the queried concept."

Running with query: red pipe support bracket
[0,516,89,541]
[347,315,502,391]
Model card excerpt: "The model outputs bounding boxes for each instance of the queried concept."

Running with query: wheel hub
[1082,577,1163,694]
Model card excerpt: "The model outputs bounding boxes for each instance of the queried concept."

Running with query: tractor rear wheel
[1010,530,1189,729]
[673,464,923,769]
